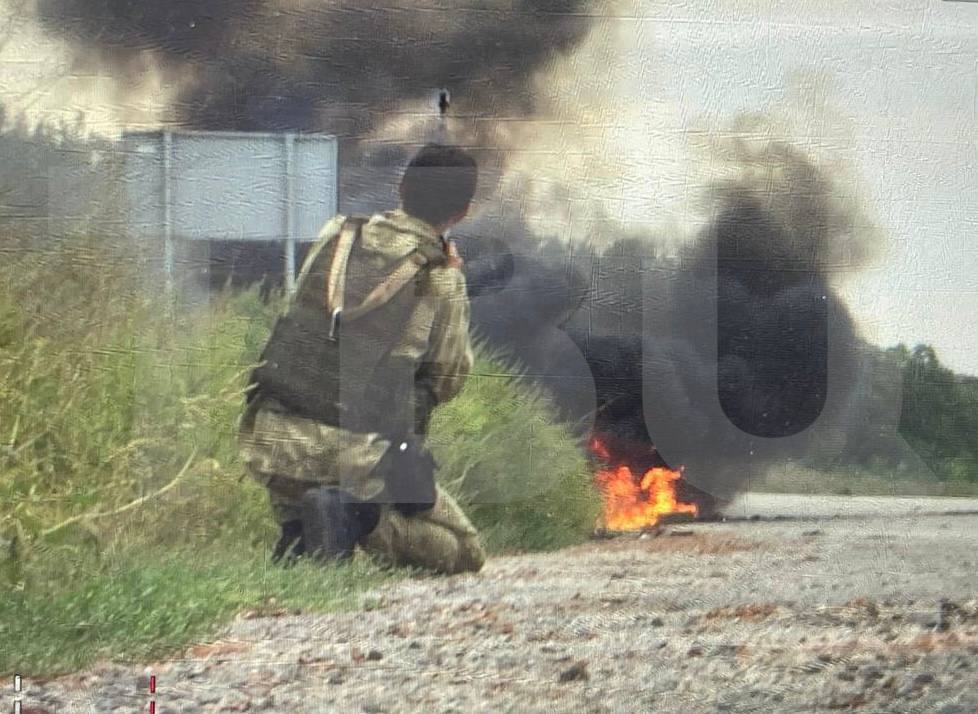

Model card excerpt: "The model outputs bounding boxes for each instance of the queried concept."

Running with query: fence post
[284,133,297,297]
[162,131,174,297]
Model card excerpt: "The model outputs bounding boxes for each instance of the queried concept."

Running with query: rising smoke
[36,0,592,138]
[31,1,887,509]
[461,129,882,509]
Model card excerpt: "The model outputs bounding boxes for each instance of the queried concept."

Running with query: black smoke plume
[33,2,884,510]
[461,139,879,513]
[36,0,598,236]
[37,0,592,138]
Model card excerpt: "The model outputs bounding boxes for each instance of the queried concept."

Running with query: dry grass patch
[642,531,764,555]
[703,602,780,622]
[571,530,765,557]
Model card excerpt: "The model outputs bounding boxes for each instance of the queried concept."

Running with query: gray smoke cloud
[461,131,883,511]
[30,1,887,511]
[36,0,592,141]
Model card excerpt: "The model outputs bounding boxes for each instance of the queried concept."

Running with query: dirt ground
[20,498,978,713]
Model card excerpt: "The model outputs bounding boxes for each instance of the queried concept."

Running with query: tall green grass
[0,231,598,674]
[0,237,277,561]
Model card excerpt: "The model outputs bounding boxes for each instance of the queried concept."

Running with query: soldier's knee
[448,535,485,575]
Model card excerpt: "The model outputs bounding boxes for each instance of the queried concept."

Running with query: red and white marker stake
[148,672,156,713]
[14,674,22,713]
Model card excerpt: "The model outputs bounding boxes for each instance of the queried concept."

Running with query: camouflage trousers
[238,399,485,575]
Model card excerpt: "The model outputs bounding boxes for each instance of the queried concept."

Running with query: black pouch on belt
[372,434,438,516]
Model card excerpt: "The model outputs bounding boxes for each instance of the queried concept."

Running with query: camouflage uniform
[239,209,484,575]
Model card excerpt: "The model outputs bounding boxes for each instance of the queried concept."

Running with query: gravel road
[20,496,978,713]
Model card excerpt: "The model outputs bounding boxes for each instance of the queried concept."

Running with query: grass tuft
[0,547,392,675]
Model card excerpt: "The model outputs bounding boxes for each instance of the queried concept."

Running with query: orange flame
[588,435,698,531]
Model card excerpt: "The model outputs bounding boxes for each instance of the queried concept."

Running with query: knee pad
[300,487,381,563]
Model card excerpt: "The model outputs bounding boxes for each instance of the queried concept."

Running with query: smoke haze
[18,1,893,506]
[36,0,594,138]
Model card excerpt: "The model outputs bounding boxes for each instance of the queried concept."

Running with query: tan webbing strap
[324,218,442,338]
[324,218,363,318]
[341,251,429,322]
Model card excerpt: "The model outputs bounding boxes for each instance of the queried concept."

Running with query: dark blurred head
[399,144,478,229]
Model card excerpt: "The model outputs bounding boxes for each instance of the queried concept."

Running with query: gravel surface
[19,505,978,713]
[723,492,978,519]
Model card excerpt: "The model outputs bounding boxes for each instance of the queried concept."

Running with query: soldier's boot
[271,519,306,566]
[300,487,381,564]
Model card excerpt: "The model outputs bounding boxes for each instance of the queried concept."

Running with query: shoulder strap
[340,250,431,322]
[324,217,446,339]
[324,217,366,318]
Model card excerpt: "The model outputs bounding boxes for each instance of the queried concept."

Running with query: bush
[429,347,600,553]
[0,236,281,569]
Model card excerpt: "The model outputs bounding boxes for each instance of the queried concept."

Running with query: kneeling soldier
[239,144,485,575]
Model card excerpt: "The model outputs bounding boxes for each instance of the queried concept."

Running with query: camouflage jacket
[305,208,473,413]
[239,209,473,500]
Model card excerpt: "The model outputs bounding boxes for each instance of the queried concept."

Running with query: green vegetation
[894,344,978,485]
[796,342,978,494]
[430,347,599,554]
[0,550,390,675]
[755,462,978,498]
[0,232,598,675]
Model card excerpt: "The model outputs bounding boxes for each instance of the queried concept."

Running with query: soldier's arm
[417,268,474,408]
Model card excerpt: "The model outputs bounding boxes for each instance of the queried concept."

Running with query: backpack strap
[324,217,448,340]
